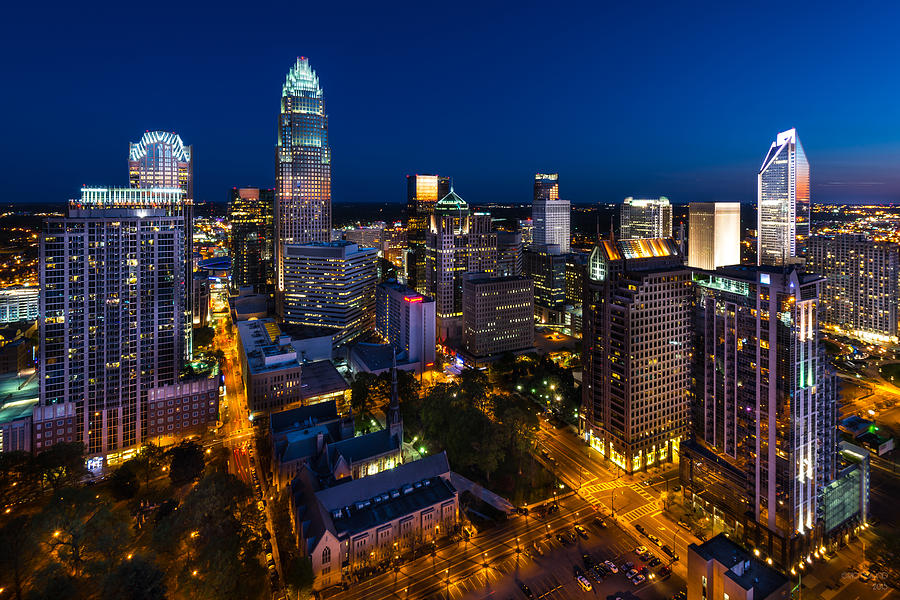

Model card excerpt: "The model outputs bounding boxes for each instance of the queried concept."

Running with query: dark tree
[129,443,166,487]
[39,487,132,577]
[0,451,38,506]
[24,564,81,600]
[167,441,205,486]
[34,442,87,492]
[0,515,39,600]
[101,556,167,600]
[109,463,139,500]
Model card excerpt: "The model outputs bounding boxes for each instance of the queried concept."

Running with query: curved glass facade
[276,57,332,295]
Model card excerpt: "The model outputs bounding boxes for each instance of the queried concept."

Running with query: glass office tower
[276,57,332,310]
[229,187,275,294]
[406,174,451,294]
[758,128,809,266]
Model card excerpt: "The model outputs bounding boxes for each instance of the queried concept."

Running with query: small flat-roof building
[687,534,789,600]
[0,372,38,452]
[237,319,303,416]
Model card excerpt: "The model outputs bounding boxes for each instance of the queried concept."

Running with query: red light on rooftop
[404,296,423,303]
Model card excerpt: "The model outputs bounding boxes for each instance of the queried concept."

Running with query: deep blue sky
[4,1,900,205]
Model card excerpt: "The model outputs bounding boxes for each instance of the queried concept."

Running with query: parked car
[576,575,593,591]
[582,553,594,568]
[604,560,619,574]
[658,565,672,578]
[647,534,661,546]
[635,546,648,555]
[625,569,638,580]
[678,520,690,530]
[574,525,588,539]
[632,574,646,585]
[662,545,679,561]
[648,556,662,567]
[593,516,607,528]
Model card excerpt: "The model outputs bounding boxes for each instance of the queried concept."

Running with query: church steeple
[388,349,403,444]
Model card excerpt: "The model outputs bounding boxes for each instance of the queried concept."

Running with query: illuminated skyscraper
[681,266,833,569]
[619,197,672,240]
[40,189,187,459]
[687,202,741,270]
[532,173,569,253]
[282,241,377,347]
[406,174,451,293]
[580,238,691,474]
[229,187,275,294]
[425,191,497,341]
[276,57,332,309]
[128,131,195,347]
[757,128,809,266]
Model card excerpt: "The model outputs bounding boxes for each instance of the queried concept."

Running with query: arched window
[322,547,331,564]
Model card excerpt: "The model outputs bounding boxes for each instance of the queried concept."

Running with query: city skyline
[6,4,900,206]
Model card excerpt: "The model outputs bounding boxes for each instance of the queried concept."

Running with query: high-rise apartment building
[565,252,588,307]
[276,58,332,310]
[518,218,534,248]
[425,191,497,341]
[229,187,275,294]
[681,266,832,569]
[381,223,407,270]
[40,194,187,460]
[128,132,194,341]
[619,197,672,240]
[580,239,691,474]
[807,234,899,343]
[375,283,436,371]
[282,241,377,346]
[406,174,451,294]
[496,231,523,277]
[687,202,741,270]
[532,173,570,253]
[758,128,809,266]
[462,275,534,361]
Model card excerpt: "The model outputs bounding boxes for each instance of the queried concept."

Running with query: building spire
[388,349,403,444]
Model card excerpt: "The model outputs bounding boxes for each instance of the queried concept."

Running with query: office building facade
[523,246,566,323]
[462,275,534,360]
[40,201,186,461]
[425,191,497,341]
[0,286,39,324]
[276,58,332,311]
[580,239,691,474]
[807,234,899,343]
[282,241,377,346]
[406,174,451,294]
[681,266,830,569]
[532,173,570,253]
[619,197,672,240]
[757,128,809,266]
[687,202,741,270]
[496,231,523,277]
[229,187,275,294]
[375,282,436,371]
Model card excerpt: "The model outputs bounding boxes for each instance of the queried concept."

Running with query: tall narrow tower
[276,57,332,311]
[758,128,809,265]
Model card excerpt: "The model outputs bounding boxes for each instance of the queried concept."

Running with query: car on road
[576,575,593,591]
[677,520,690,530]
[642,480,652,486]
[647,534,661,546]
[574,525,588,539]
[592,516,607,528]
[632,574,646,585]
[604,560,619,574]
[662,545,679,561]
[635,524,647,535]
[517,581,534,599]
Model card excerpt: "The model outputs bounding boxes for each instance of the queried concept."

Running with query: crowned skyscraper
[757,128,809,266]
[276,57,332,312]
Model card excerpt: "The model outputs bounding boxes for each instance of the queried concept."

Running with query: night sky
[5,1,900,206]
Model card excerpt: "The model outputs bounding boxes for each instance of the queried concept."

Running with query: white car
[576,575,592,591]
[632,574,646,585]
[604,560,619,574]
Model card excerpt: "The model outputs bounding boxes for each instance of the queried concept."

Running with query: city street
[327,492,685,600]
